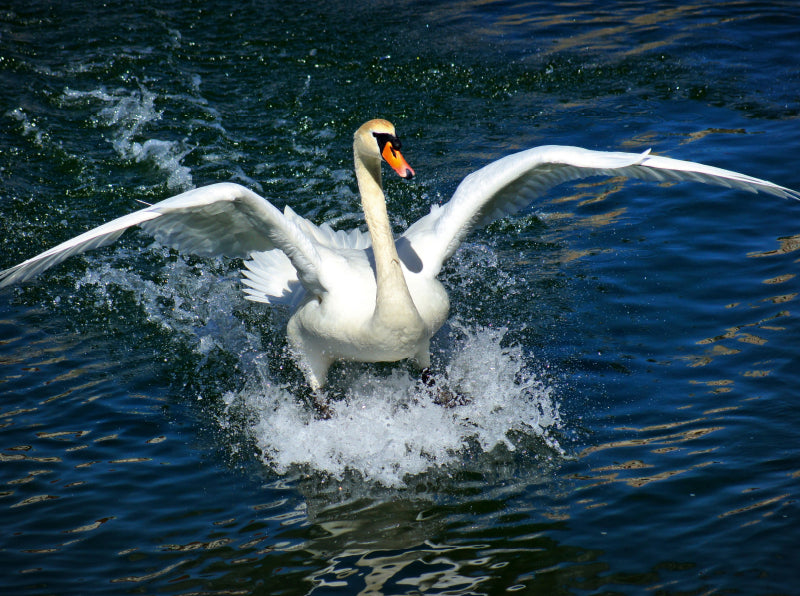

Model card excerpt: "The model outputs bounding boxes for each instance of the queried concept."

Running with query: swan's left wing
[239,204,372,306]
[400,145,800,277]
[0,182,327,296]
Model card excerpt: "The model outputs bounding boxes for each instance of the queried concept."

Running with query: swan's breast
[287,255,450,363]
[405,273,450,336]
[290,251,376,335]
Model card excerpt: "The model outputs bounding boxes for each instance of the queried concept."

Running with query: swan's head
[354,119,415,180]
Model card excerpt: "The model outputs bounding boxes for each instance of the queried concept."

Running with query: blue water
[2,1,799,594]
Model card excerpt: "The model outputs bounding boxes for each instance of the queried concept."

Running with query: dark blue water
[2,1,799,594]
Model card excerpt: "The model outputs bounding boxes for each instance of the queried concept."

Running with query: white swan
[2,119,798,393]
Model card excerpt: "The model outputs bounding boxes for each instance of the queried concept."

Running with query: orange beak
[381,141,415,179]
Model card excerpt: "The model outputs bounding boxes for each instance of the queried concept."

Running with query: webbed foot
[306,390,334,419]
[420,368,471,407]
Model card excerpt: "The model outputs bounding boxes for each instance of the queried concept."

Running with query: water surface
[2,1,799,594]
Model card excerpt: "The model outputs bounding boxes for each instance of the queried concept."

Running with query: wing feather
[0,182,326,296]
[401,145,799,277]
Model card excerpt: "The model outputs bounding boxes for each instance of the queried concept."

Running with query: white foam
[7,107,46,146]
[61,86,193,190]
[226,323,562,487]
[75,251,254,355]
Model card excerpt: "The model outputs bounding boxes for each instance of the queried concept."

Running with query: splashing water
[225,324,562,487]
[72,251,562,488]
[61,86,193,190]
[34,82,563,489]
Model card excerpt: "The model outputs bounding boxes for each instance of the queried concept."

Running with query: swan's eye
[373,132,401,155]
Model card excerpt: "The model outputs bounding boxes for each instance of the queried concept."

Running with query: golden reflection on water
[676,128,749,145]
[578,423,723,459]
[11,494,60,509]
[690,379,734,394]
[64,516,115,534]
[1,447,61,464]
[762,273,795,285]
[1,340,171,576]
[623,127,751,153]
[534,179,631,267]
[111,560,189,585]
[748,232,800,258]
[474,2,700,57]
[688,309,792,369]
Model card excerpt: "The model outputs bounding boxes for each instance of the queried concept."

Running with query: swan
[2,119,798,395]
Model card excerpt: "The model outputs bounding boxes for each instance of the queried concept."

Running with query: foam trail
[74,251,253,355]
[61,86,193,190]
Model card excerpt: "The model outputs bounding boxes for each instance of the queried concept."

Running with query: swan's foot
[421,367,436,388]
[420,368,471,408]
[308,390,334,420]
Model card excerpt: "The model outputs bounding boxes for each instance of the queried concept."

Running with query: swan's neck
[355,152,421,327]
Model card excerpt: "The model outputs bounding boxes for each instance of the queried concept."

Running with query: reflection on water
[748,232,800,258]
[308,543,491,594]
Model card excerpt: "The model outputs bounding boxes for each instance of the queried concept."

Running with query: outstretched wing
[0,182,327,296]
[399,145,800,277]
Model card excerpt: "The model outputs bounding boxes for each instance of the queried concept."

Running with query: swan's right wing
[0,182,329,297]
[400,145,800,277]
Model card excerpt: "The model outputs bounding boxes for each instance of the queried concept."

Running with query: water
[2,1,799,593]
